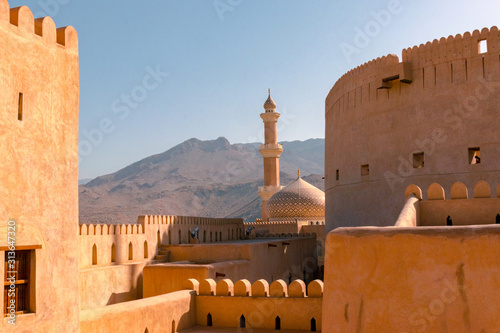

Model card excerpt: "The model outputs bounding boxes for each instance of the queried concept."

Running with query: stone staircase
[152,245,169,263]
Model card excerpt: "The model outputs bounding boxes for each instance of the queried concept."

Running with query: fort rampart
[325,27,500,230]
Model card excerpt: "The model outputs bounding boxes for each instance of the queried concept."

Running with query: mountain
[79,137,324,224]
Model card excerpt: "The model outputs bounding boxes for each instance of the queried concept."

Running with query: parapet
[326,26,500,114]
[186,278,323,299]
[405,180,500,201]
[78,223,145,236]
[138,215,244,226]
[1,1,78,51]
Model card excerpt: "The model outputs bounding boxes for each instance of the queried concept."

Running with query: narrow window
[18,93,23,121]
[17,93,23,120]
[168,231,171,245]
[178,230,181,244]
[413,152,424,168]
[172,320,176,333]
[207,313,212,326]
[4,250,33,315]
[128,242,133,260]
[111,243,116,263]
[361,164,370,176]
[311,318,317,332]
[336,169,339,181]
[468,147,481,164]
[157,230,161,245]
[219,231,222,241]
[275,316,281,330]
[478,39,488,54]
[144,241,148,259]
[92,244,97,265]
[203,230,206,243]
[240,315,246,328]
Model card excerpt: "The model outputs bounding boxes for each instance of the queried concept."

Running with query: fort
[325,26,500,231]
[1,1,500,332]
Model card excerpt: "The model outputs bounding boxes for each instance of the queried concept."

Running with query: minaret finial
[298,169,301,177]
[268,88,271,95]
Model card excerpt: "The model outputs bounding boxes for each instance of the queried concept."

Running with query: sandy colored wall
[325,27,500,231]
[185,277,323,331]
[143,260,250,297]
[420,198,500,226]
[79,263,146,310]
[197,296,321,331]
[168,237,317,281]
[0,2,80,332]
[144,237,318,297]
[80,290,196,333]
[323,225,500,332]
[79,215,244,268]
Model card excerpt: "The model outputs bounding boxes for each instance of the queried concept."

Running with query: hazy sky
[8,0,500,179]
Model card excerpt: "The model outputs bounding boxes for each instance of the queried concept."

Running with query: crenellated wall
[79,215,244,268]
[184,278,323,331]
[143,236,319,297]
[78,215,244,310]
[325,27,500,231]
[0,1,80,331]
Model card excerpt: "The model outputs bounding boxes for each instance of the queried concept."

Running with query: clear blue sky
[8,0,500,179]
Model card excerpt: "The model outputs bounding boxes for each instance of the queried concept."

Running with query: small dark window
[361,164,369,176]
[207,313,212,326]
[413,152,424,168]
[275,316,281,330]
[468,147,480,164]
[335,169,339,181]
[111,243,116,263]
[128,242,133,260]
[92,244,97,265]
[311,318,317,332]
[240,315,246,328]
[18,93,23,121]
[479,39,488,54]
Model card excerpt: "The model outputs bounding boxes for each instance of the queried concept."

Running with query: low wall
[79,263,146,310]
[186,278,323,331]
[79,215,245,268]
[420,198,500,226]
[143,260,250,297]
[79,290,196,333]
[323,225,500,332]
[163,238,317,285]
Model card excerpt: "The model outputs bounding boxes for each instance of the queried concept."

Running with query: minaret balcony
[259,144,283,158]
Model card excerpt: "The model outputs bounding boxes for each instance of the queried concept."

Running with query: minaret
[258,89,284,221]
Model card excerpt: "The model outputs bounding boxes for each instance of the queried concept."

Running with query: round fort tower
[325,27,500,231]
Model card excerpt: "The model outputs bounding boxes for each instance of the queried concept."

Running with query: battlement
[400,180,500,227]
[326,26,500,114]
[79,223,145,236]
[244,221,298,227]
[402,27,499,68]
[0,1,78,51]
[139,215,243,226]
[184,278,323,298]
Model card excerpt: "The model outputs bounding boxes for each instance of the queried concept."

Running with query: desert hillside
[79,137,324,223]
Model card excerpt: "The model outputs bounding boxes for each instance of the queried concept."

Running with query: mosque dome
[263,89,277,110]
[265,172,325,220]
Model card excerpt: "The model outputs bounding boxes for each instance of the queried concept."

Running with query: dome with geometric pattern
[265,172,325,221]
